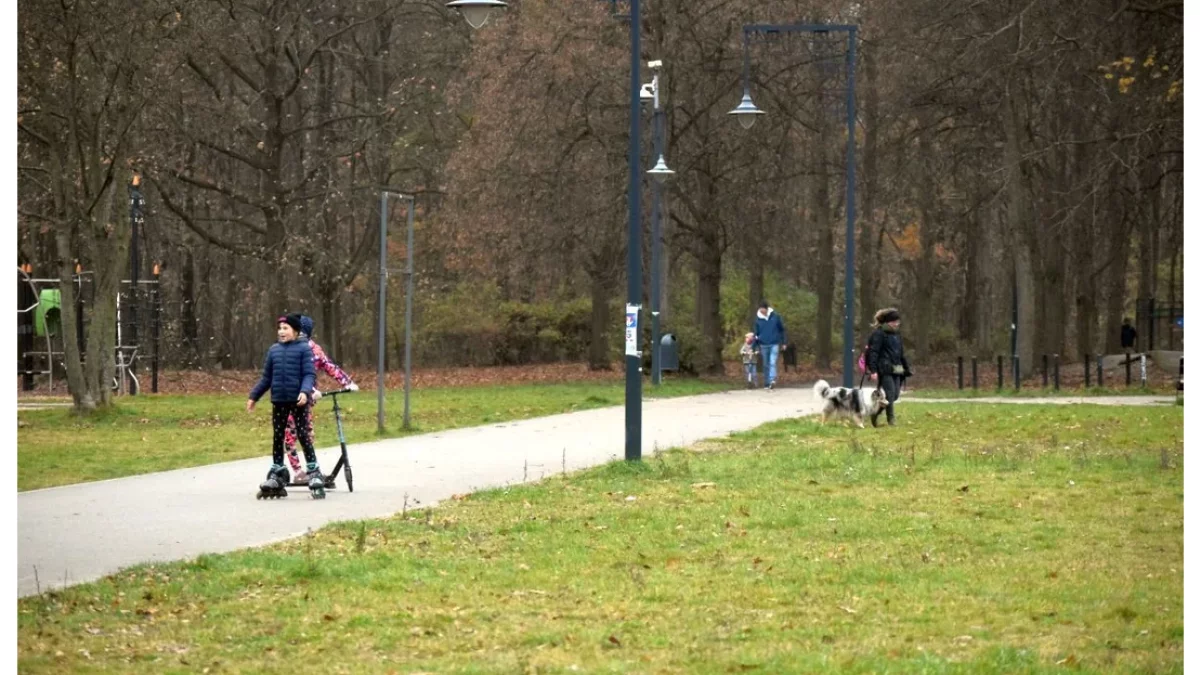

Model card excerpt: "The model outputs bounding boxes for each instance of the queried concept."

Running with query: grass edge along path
[18,401,1183,674]
[18,379,731,492]
[905,386,1175,400]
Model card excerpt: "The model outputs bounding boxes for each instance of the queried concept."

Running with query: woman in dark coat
[865,308,912,426]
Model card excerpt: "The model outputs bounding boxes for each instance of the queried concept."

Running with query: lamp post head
[446,0,508,29]
[647,155,675,184]
[728,89,765,129]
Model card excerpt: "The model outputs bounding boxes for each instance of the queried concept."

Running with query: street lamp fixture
[728,88,765,129]
[446,0,508,29]
[647,155,674,183]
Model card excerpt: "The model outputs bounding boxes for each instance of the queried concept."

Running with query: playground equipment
[16,263,162,395]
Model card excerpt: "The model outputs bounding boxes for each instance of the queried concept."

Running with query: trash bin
[660,333,679,371]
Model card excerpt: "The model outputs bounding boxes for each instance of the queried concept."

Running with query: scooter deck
[288,479,337,489]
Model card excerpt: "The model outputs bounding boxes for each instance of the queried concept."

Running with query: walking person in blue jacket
[247,314,325,499]
[753,300,788,390]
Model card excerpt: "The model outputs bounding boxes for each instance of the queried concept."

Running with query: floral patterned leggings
[283,407,316,473]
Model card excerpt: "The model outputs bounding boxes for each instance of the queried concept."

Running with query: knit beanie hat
[299,315,314,338]
[278,313,303,334]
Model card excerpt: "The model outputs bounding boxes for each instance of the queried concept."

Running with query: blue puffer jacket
[249,339,316,404]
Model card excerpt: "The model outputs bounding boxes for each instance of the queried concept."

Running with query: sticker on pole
[625,304,640,357]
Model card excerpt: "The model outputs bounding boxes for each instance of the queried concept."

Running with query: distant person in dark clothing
[866,308,912,427]
[1121,318,1138,351]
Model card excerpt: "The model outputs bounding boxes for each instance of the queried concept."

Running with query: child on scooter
[282,315,358,484]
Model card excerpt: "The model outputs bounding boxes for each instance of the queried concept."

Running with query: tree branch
[218,52,263,92]
[150,179,263,256]
[173,170,268,212]
[196,137,271,173]
[186,56,224,101]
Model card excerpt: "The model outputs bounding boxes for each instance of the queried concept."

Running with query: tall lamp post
[643,60,674,386]
[127,173,144,395]
[448,0,675,461]
[729,23,858,388]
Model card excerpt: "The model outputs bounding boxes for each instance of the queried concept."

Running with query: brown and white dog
[813,379,889,428]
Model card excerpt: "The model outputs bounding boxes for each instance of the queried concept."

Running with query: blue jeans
[743,362,757,383]
[760,344,780,386]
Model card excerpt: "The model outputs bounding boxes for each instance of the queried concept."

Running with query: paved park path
[17,388,1175,598]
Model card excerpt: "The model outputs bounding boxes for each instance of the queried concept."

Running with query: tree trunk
[54,225,91,411]
[961,208,980,346]
[814,128,834,369]
[220,268,236,369]
[1102,188,1132,354]
[660,197,671,326]
[696,232,723,375]
[748,246,764,330]
[858,36,880,336]
[320,287,338,361]
[181,248,200,365]
[911,126,938,359]
[1042,224,1067,363]
[1003,82,1036,376]
[587,273,612,370]
[72,183,125,411]
[1136,152,1160,348]
[1073,149,1099,361]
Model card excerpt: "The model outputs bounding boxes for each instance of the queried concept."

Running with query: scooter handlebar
[325,387,357,396]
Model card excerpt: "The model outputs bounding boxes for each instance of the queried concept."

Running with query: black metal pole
[128,179,142,395]
[1148,297,1156,349]
[1053,354,1060,391]
[1011,272,1018,389]
[1042,354,1048,388]
[1084,354,1091,388]
[971,356,978,390]
[625,0,643,462]
[651,93,664,387]
[152,266,161,393]
[1125,352,1131,387]
[404,196,415,430]
[841,28,858,388]
[957,356,963,390]
[20,265,34,391]
[377,192,388,434]
[75,267,84,359]
[1014,355,1021,391]
[997,355,1004,390]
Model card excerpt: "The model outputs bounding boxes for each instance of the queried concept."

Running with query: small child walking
[247,314,325,499]
[740,333,759,389]
[283,315,357,484]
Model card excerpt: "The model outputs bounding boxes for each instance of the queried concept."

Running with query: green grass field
[17,380,730,491]
[18,402,1182,673]
[905,386,1172,399]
